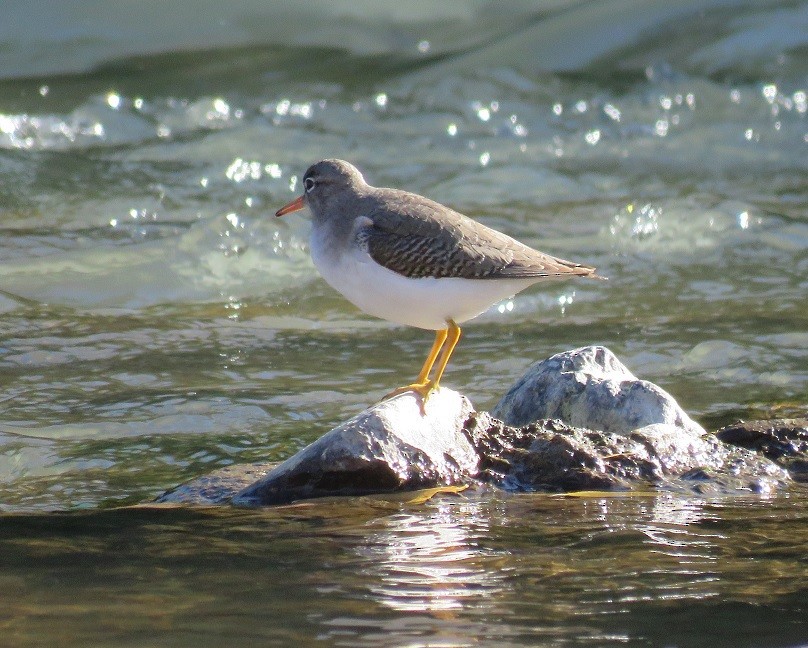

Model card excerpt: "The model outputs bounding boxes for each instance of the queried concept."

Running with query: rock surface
[492,346,705,437]
[230,389,478,506]
[156,462,275,505]
[716,418,808,482]
[156,346,797,506]
[466,414,787,495]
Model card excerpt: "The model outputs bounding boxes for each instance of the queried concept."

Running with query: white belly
[311,231,538,330]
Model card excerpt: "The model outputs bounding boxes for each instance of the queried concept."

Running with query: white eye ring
[303,177,315,193]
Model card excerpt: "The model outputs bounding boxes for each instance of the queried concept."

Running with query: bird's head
[275,159,369,222]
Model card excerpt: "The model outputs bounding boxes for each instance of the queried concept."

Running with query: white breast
[310,220,538,330]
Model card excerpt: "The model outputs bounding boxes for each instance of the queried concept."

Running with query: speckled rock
[492,346,705,437]
[231,388,478,506]
[465,414,788,495]
[716,418,808,482]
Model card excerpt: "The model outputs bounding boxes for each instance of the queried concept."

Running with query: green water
[1,1,806,645]
[2,492,807,647]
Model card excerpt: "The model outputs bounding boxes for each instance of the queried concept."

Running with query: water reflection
[0,490,805,647]
[359,499,504,613]
[308,491,808,646]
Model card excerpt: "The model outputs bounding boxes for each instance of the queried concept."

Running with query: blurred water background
[0,1,806,646]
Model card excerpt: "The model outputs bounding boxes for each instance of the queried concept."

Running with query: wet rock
[467,414,639,491]
[492,346,705,437]
[156,462,275,505]
[716,418,808,482]
[154,347,796,506]
[231,389,477,506]
[465,414,788,494]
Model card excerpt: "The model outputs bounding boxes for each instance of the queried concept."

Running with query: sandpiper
[276,159,604,404]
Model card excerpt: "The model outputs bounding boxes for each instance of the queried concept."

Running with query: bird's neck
[309,196,368,266]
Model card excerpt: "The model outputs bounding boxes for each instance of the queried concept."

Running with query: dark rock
[465,414,788,495]
[156,462,275,505]
[716,418,808,482]
[466,413,638,491]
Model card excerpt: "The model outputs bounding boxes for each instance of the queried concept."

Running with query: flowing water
[0,1,806,645]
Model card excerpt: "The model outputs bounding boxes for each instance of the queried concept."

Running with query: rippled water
[3,491,807,647]
[1,1,806,645]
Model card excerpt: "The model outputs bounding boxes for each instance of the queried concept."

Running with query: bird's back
[363,187,601,281]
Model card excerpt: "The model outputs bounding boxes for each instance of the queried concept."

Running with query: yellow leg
[382,328,446,402]
[381,320,462,406]
[428,319,462,392]
[415,328,448,384]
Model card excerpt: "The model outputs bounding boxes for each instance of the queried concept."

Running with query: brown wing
[360,189,600,280]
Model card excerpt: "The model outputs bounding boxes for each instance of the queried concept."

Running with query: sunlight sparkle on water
[610,203,661,240]
[585,129,601,145]
[106,92,122,109]
[497,300,514,314]
[558,291,575,314]
[270,99,313,120]
[632,205,660,237]
[226,158,279,183]
[603,103,621,122]
[213,98,229,116]
[362,503,503,613]
[472,100,499,123]
[509,114,528,137]
[794,91,807,113]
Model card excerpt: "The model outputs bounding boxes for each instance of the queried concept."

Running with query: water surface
[2,491,807,647]
[0,1,806,645]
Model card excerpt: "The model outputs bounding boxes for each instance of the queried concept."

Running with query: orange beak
[275,195,306,217]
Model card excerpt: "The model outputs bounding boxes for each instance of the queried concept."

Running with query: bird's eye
[303,177,316,193]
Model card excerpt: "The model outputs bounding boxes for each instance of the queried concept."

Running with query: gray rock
[231,388,477,506]
[153,347,795,507]
[492,346,705,437]
[156,462,276,505]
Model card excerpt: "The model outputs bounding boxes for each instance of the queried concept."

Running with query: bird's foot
[381,380,438,411]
